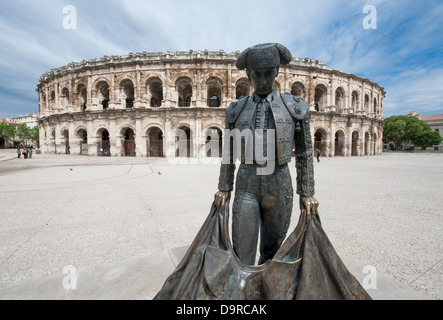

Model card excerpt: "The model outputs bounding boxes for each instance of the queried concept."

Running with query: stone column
[109,117,117,157]
[87,118,95,156]
[346,124,352,157]
[135,116,143,157]
[68,120,75,155]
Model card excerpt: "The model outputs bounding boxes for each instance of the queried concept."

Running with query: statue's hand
[215,191,230,208]
[301,196,319,219]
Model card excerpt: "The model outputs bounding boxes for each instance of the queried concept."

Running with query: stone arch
[143,123,165,135]
[334,129,346,156]
[96,81,110,110]
[118,124,136,136]
[206,77,223,107]
[92,77,111,90]
[175,124,193,157]
[60,127,70,155]
[351,130,360,156]
[50,90,56,103]
[291,81,305,99]
[314,84,327,112]
[373,97,378,114]
[146,125,164,157]
[351,90,359,113]
[205,126,223,157]
[335,86,345,113]
[95,125,110,138]
[74,125,87,138]
[119,126,136,157]
[61,87,70,108]
[96,126,111,156]
[235,78,251,99]
[76,83,87,111]
[176,77,193,107]
[364,94,370,114]
[203,122,224,132]
[314,127,328,156]
[146,77,163,107]
[75,126,88,155]
[120,79,135,108]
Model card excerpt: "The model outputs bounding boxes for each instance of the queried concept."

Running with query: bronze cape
[153,199,371,300]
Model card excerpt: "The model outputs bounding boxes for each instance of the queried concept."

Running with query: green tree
[29,126,39,144]
[16,123,30,146]
[411,130,442,150]
[0,121,16,143]
[383,115,431,150]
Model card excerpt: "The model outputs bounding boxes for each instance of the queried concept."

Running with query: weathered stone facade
[37,50,385,158]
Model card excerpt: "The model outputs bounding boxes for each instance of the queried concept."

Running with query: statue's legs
[232,164,293,265]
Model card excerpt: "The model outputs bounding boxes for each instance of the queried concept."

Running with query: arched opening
[176,126,192,157]
[120,79,135,109]
[50,91,56,109]
[98,129,111,156]
[314,84,327,112]
[334,130,345,156]
[0,138,5,149]
[176,77,192,107]
[374,97,378,115]
[96,81,110,110]
[314,129,327,156]
[351,91,359,113]
[291,82,305,99]
[147,127,164,157]
[207,77,222,107]
[123,128,136,157]
[77,128,88,155]
[50,128,56,153]
[351,131,359,156]
[42,94,47,112]
[335,87,345,113]
[147,78,163,107]
[205,127,222,157]
[77,84,87,111]
[62,129,70,154]
[235,78,251,99]
[364,94,370,114]
[61,87,70,108]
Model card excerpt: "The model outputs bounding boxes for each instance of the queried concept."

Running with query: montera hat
[236,43,292,70]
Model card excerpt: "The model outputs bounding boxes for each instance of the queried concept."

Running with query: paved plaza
[0,149,441,300]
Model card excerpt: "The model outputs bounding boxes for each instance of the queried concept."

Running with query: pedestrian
[23,148,28,159]
[316,149,321,162]
[17,148,21,158]
[29,148,33,159]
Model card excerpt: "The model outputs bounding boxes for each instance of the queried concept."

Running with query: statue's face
[247,67,278,97]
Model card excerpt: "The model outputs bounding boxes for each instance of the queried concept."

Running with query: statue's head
[236,43,292,97]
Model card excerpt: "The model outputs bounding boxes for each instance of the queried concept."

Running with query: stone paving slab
[0,151,441,300]
[0,245,432,300]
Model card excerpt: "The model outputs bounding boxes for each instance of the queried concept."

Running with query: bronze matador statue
[214,43,319,265]
[154,43,371,300]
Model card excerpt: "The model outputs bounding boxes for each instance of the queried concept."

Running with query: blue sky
[0,0,442,118]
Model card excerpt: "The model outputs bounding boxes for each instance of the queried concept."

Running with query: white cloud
[0,0,442,117]
[383,67,443,116]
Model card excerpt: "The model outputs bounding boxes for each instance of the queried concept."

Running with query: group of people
[17,146,33,159]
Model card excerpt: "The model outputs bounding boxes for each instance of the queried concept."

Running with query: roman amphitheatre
[37,50,385,158]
